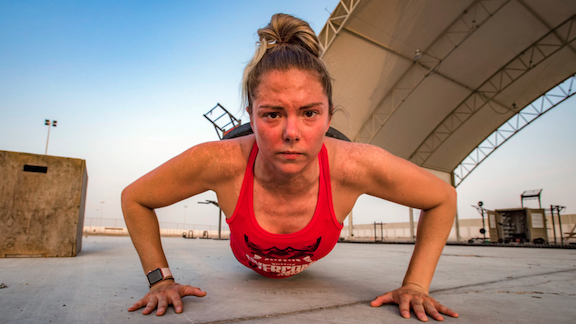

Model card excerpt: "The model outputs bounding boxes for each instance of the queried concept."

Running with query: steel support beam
[318,0,363,56]
[453,74,576,186]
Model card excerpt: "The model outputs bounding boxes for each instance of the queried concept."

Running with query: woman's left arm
[350,143,459,321]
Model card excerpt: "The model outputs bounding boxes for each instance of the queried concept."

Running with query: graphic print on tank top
[244,235,322,277]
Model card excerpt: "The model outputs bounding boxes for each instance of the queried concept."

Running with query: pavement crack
[431,268,576,294]
[196,300,371,324]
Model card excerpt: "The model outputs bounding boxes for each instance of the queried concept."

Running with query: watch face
[147,269,163,285]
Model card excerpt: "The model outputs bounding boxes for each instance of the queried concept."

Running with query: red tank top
[227,141,343,278]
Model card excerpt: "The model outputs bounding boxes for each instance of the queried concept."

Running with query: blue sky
[1,0,574,228]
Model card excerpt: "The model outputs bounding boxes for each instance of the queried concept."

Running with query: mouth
[278,151,303,159]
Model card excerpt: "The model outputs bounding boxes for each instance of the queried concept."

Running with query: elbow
[444,184,457,217]
[121,185,137,220]
[120,185,131,206]
[447,185,457,204]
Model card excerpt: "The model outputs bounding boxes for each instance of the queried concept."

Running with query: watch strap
[159,267,172,278]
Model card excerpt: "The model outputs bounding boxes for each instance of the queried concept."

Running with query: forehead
[254,69,326,103]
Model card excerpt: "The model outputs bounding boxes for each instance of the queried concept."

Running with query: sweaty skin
[122,69,458,321]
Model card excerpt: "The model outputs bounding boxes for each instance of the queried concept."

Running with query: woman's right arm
[121,141,241,315]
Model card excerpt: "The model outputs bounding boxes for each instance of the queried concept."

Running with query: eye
[264,112,279,119]
[304,110,318,118]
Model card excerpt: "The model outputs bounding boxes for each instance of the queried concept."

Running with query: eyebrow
[258,102,324,110]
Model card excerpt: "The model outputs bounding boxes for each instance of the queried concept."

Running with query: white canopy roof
[320,0,576,180]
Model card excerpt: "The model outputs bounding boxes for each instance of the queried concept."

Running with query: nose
[283,115,300,142]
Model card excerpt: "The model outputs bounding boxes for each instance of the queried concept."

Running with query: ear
[325,109,332,133]
[247,106,254,129]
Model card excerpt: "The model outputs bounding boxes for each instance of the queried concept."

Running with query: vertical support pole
[550,205,557,244]
[558,207,564,245]
[183,205,188,230]
[451,172,461,242]
[538,194,542,209]
[45,125,51,155]
[380,223,384,242]
[100,201,104,232]
[373,221,377,242]
[481,208,486,241]
[218,208,222,240]
[409,207,415,242]
[348,210,354,241]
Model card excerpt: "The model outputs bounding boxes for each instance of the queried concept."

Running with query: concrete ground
[1,236,575,324]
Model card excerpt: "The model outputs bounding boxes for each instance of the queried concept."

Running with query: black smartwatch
[147,268,173,287]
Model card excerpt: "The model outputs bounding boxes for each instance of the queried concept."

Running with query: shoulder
[180,135,255,183]
[324,137,390,179]
[184,135,253,164]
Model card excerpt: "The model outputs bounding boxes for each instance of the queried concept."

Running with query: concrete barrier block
[0,151,88,257]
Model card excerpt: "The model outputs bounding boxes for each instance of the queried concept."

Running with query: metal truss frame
[453,74,576,187]
[410,14,576,166]
[203,103,242,140]
[318,0,362,56]
[354,0,510,143]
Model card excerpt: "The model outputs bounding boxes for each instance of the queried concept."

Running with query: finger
[411,299,428,322]
[156,297,169,316]
[128,297,148,312]
[370,291,395,307]
[435,302,459,318]
[423,301,444,321]
[142,296,158,315]
[172,294,184,314]
[179,285,207,298]
[399,297,412,319]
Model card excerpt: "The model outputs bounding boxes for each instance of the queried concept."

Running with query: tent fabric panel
[436,1,551,91]
[422,167,453,185]
[326,32,413,139]
[344,0,474,60]
[369,73,472,159]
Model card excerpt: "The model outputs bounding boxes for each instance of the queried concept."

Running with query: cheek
[253,121,280,145]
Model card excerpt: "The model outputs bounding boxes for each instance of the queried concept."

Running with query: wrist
[149,277,175,289]
[147,267,173,287]
[401,281,429,294]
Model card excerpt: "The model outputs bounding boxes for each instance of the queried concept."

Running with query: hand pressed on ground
[370,283,459,322]
[128,280,207,316]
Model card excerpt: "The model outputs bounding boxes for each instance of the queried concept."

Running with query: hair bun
[258,13,321,58]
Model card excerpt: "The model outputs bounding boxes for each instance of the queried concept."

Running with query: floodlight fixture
[44,119,58,155]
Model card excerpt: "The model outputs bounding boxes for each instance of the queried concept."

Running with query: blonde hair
[241,13,333,114]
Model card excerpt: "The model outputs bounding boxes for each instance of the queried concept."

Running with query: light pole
[44,119,57,155]
[472,201,488,242]
[183,205,188,230]
[100,201,105,228]
[198,200,222,239]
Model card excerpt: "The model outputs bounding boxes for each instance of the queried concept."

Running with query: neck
[253,155,319,196]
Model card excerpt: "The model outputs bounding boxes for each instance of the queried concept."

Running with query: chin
[272,161,308,175]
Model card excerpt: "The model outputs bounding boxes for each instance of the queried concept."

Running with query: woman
[122,13,459,321]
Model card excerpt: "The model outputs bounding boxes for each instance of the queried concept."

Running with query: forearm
[402,196,456,291]
[122,196,169,274]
